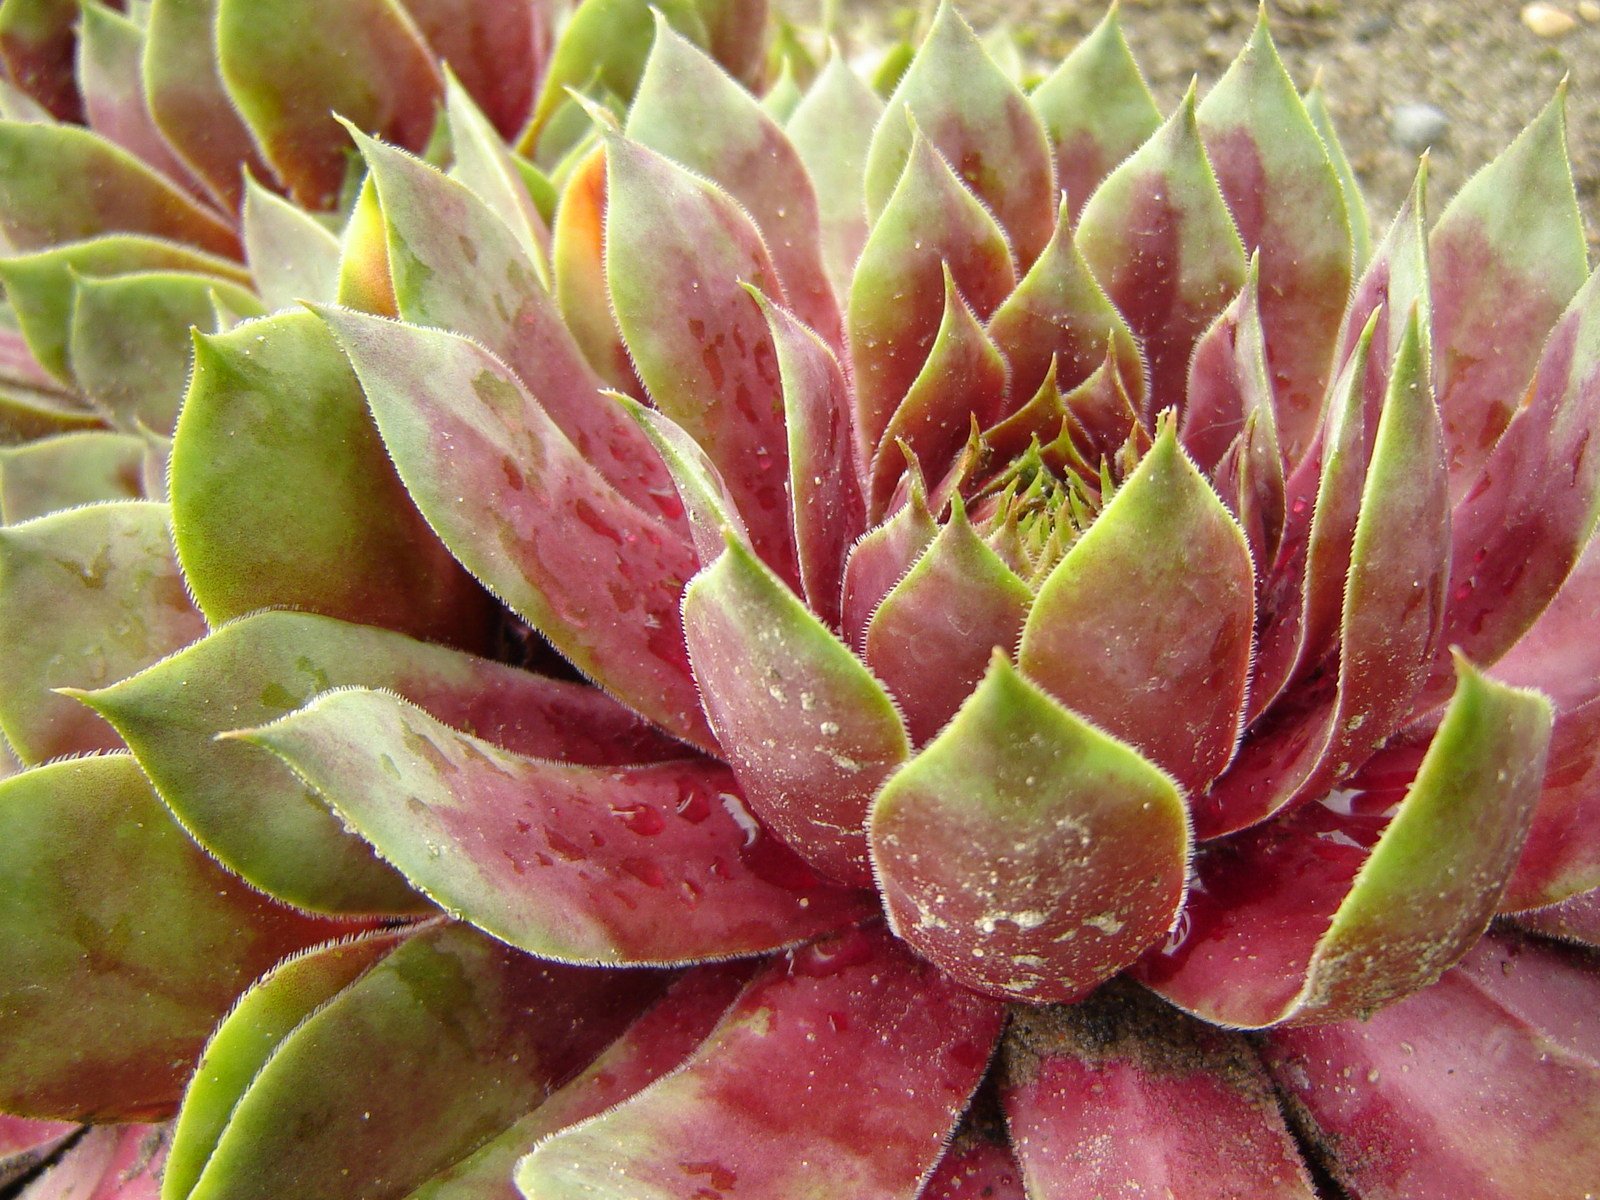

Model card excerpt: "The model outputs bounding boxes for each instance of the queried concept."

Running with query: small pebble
[1523,2,1579,37]
[1390,102,1451,153]
[1581,0,1600,21]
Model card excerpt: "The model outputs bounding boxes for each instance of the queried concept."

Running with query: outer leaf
[0,430,144,522]
[76,2,198,191]
[920,1135,1025,1200]
[216,0,442,209]
[0,755,330,1120]
[1264,934,1600,1200]
[1002,990,1316,1199]
[170,310,493,648]
[355,129,680,524]
[604,134,798,584]
[1430,88,1587,500]
[315,306,713,749]
[868,271,1007,514]
[0,120,238,256]
[1513,886,1600,947]
[1144,660,1551,1028]
[871,656,1188,1002]
[865,1,1054,265]
[178,922,666,1200]
[243,689,867,964]
[68,270,264,433]
[516,926,1006,1200]
[786,55,883,296]
[1018,420,1253,795]
[163,931,410,1200]
[240,174,342,309]
[753,289,866,628]
[628,18,838,343]
[0,235,248,381]
[683,536,910,885]
[143,0,270,212]
[986,197,1144,416]
[1075,89,1247,426]
[1028,6,1159,226]
[0,501,203,764]
[20,1123,168,1200]
[0,1116,75,1188]
[1197,14,1352,463]
[864,505,1032,744]
[848,127,1015,453]
[84,611,676,915]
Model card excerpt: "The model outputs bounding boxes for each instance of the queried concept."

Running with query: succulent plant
[2,0,1599,1198]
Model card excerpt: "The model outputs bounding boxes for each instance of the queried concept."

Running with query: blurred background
[783,0,1600,241]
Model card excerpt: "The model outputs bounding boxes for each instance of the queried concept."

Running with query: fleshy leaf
[170,310,493,648]
[986,197,1144,416]
[143,0,271,211]
[442,72,550,268]
[921,1133,1026,1200]
[1513,886,1600,947]
[551,147,639,394]
[1264,934,1600,1200]
[314,305,713,750]
[353,128,680,523]
[76,2,199,192]
[68,270,264,433]
[336,175,396,316]
[516,926,1005,1200]
[216,0,442,209]
[1180,256,1274,475]
[0,501,203,764]
[21,1123,168,1200]
[1144,659,1551,1028]
[1075,88,1247,425]
[520,0,707,155]
[1028,7,1160,226]
[848,127,1015,452]
[864,505,1032,745]
[839,481,938,651]
[871,656,1188,1003]
[1018,419,1253,795]
[163,930,410,1200]
[1430,87,1587,500]
[682,536,909,885]
[241,174,342,309]
[402,963,754,1200]
[628,18,838,343]
[0,754,330,1120]
[0,120,239,256]
[242,688,867,964]
[1304,76,1371,268]
[0,1116,75,1187]
[1002,989,1316,1199]
[621,396,748,569]
[864,1,1055,265]
[604,133,798,585]
[1196,14,1352,463]
[0,235,249,381]
[0,0,79,119]
[175,922,666,1200]
[1428,265,1600,693]
[785,55,883,296]
[397,0,545,139]
[0,430,144,522]
[869,270,1007,513]
[752,288,866,628]
[84,610,676,915]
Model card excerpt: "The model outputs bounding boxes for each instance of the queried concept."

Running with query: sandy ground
[787,0,1600,244]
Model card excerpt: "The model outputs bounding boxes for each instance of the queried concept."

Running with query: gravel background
[786,0,1600,245]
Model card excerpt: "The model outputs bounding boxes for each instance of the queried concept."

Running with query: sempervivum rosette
[1,3,1598,1199]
